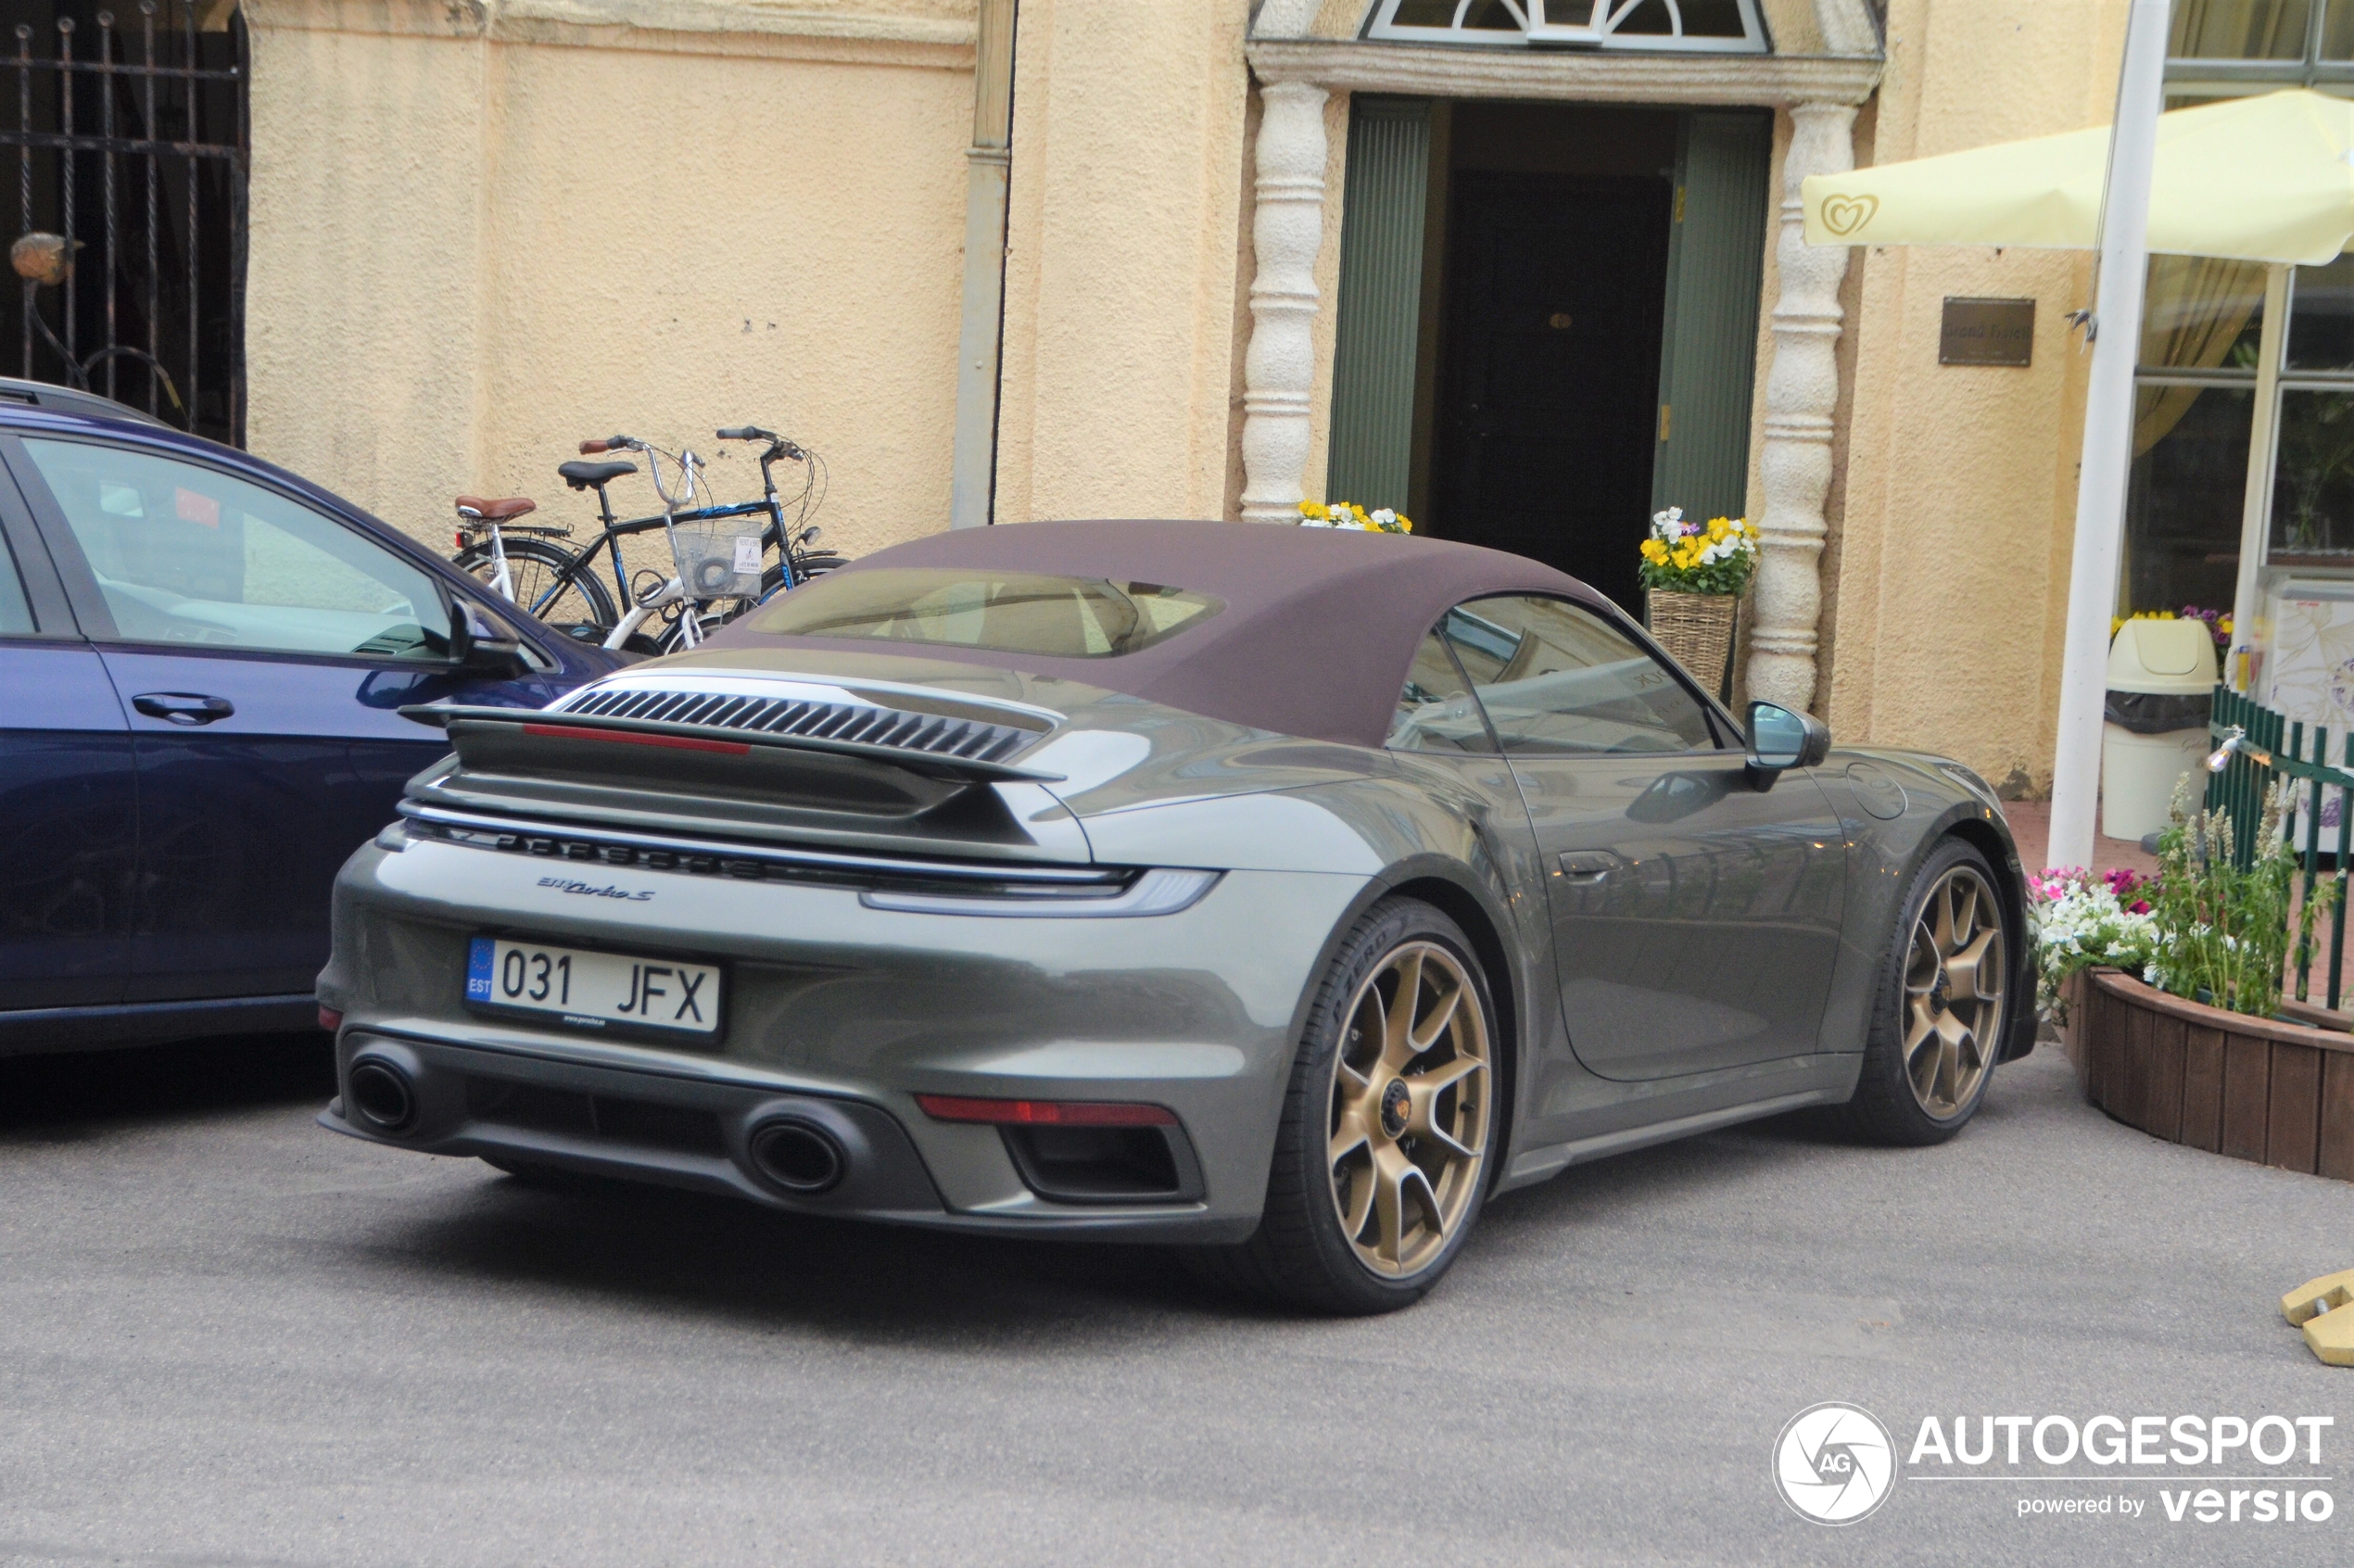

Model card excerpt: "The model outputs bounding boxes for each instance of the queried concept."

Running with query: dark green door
[1652,111,1773,523]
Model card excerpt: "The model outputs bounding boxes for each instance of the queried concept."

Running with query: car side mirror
[449,597,529,677]
[1746,701,1831,782]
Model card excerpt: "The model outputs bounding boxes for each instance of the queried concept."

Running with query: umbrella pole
[2047,0,2170,874]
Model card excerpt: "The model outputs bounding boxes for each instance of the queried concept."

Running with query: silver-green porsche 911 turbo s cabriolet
[317,519,2031,1314]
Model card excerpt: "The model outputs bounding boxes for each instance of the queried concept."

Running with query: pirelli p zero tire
[1843,837,2011,1146]
[1190,896,1500,1316]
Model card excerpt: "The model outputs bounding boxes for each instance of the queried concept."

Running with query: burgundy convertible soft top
[706,519,1611,749]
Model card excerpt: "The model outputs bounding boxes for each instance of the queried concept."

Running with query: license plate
[465,937,721,1036]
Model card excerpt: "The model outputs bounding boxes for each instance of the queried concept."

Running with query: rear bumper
[317,838,1371,1241]
[321,1028,1253,1242]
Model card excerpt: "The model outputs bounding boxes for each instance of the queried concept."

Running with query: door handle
[133,692,235,726]
[1557,850,1624,881]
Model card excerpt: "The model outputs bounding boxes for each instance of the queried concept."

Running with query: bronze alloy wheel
[1326,940,1492,1278]
[1903,864,2006,1120]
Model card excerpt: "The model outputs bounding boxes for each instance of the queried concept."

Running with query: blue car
[0,381,623,1055]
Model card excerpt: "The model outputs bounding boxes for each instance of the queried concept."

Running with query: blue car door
[8,433,566,1004]
[0,475,137,1015]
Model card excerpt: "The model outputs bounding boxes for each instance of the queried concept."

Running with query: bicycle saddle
[455,495,537,521]
[559,460,638,490]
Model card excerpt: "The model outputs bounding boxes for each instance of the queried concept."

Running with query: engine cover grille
[560,687,1034,764]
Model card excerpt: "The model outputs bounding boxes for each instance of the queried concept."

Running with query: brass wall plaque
[1940,297,2035,367]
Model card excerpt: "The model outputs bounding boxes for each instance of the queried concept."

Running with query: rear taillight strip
[396,802,1131,891]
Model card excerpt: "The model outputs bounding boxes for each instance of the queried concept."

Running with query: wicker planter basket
[1644,589,1739,700]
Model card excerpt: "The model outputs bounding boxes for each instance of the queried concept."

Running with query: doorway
[1433,168,1669,610]
[1323,100,1772,613]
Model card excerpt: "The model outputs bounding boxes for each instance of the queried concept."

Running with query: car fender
[1816,750,2035,1063]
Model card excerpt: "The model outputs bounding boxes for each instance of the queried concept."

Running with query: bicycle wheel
[452,537,617,633]
[756,551,850,601]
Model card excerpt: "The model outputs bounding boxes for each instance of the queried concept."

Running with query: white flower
[1371,508,1397,525]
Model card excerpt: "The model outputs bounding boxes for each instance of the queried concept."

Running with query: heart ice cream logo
[1821,195,1879,236]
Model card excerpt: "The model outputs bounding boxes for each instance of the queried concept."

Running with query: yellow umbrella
[1803,88,2354,265]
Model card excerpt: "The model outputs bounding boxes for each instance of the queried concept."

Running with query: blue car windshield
[750,568,1223,658]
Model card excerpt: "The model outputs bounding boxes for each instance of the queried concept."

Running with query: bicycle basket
[669,518,765,601]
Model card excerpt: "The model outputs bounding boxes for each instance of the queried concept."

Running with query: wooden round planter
[2065,967,2354,1179]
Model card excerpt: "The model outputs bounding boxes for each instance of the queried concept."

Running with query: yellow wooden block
[2282,1270,2354,1325]
[2308,1308,2354,1367]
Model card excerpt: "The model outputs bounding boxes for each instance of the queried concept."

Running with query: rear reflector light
[914,1094,1177,1128]
[522,723,750,755]
[318,1006,344,1032]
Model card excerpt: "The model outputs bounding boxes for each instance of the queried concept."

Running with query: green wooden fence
[2205,684,2354,1007]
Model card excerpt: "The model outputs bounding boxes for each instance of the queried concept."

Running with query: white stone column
[1751,101,1855,713]
[1239,80,1329,525]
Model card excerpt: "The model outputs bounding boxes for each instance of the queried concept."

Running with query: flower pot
[1643,589,1739,702]
[2070,966,2354,1178]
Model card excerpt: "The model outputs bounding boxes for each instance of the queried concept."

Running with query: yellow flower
[1706,516,1731,542]
[1640,538,1669,564]
[1298,501,1327,521]
[1395,514,1412,533]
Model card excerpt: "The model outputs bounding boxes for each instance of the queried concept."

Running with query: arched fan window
[1364,0,1770,53]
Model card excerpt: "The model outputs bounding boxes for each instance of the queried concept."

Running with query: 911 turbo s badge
[537,876,655,902]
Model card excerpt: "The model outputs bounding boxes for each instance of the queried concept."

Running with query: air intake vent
[561,688,1035,764]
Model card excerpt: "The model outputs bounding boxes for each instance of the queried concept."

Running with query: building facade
[35,0,2329,794]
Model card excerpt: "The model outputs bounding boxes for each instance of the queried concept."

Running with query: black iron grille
[560,688,1037,764]
[2,0,247,443]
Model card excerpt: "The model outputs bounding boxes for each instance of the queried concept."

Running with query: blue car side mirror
[449,598,529,677]
[1746,701,1831,780]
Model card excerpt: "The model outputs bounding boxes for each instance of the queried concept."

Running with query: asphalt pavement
[2,1032,2350,1567]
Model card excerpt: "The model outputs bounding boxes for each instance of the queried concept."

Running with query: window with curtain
[2157,8,2354,609]
[2168,0,2354,74]
[2124,257,2269,616]
[2272,259,2354,556]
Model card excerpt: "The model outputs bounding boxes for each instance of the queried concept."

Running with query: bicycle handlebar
[579,436,639,455]
[716,425,774,442]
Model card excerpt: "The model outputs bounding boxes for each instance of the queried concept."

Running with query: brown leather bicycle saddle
[455,495,537,521]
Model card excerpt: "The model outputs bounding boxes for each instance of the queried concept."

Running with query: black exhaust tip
[347,1058,418,1132]
[747,1118,845,1195]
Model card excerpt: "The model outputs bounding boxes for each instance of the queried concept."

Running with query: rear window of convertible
[748,568,1223,658]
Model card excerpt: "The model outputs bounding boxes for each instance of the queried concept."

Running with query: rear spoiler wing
[399,703,1066,786]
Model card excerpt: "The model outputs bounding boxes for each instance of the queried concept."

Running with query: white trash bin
[2101,618,2219,842]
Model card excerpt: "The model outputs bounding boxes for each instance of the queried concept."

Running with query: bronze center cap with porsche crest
[1379,1079,1411,1139]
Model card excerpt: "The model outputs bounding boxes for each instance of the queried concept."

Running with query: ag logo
[1773,1402,1896,1524]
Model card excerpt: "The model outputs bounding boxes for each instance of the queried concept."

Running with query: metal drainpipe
[949,0,1017,529]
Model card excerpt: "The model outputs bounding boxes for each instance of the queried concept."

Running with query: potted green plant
[1638,508,1758,698]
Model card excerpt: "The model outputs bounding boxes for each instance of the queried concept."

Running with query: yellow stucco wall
[243,0,976,571]
[238,0,2133,796]
[991,0,1250,526]
[1826,0,2128,791]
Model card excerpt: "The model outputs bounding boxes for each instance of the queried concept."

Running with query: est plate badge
[465,936,722,1036]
